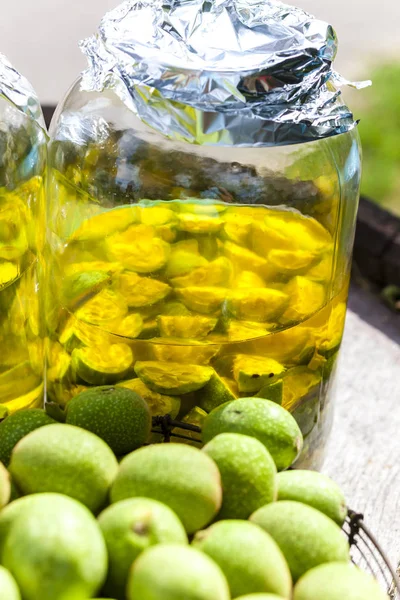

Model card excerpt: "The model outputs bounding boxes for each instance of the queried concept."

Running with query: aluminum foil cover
[0,53,46,130]
[80,0,369,146]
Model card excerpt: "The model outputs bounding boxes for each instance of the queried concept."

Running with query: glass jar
[0,92,47,415]
[47,82,361,468]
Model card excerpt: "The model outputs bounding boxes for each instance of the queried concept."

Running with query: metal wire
[151,416,400,598]
[152,415,202,445]
[341,512,400,598]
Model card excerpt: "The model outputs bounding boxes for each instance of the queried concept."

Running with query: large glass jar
[47,80,361,467]
[0,76,47,415]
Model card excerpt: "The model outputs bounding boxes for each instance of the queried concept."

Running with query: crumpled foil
[0,52,46,130]
[80,0,370,146]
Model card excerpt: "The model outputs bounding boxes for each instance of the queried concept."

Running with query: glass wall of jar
[0,97,47,415]
[46,84,361,468]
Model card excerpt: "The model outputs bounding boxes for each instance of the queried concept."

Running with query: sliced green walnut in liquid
[0,405,9,419]
[267,248,319,275]
[0,362,42,404]
[157,315,217,339]
[0,206,29,260]
[307,348,327,372]
[0,337,30,372]
[64,260,123,278]
[0,233,28,261]
[223,241,273,279]
[70,206,140,241]
[58,321,78,353]
[106,224,171,273]
[151,340,220,365]
[56,247,105,275]
[195,371,238,413]
[234,270,266,289]
[290,388,320,438]
[0,180,33,234]
[134,361,213,395]
[226,320,273,342]
[313,174,336,198]
[137,205,179,242]
[28,339,44,377]
[171,406,207,446]
[176,212,224,234]
[5,291,28,336]
[62,270,111,307]
[2,383,44,413]
[165,249,208,279]
[0,262,19,288]
[137,319,159,340]
[51,182,101,240]
[315,301,347,357]
[171,257,233,288]
[170,239,199,253]
[222,213,253,245]
[226,288,289,322]
[255,380,284,405]
[162,301,192,317]
[256,326,315,366]
[71,343,134,385]
[178,201,227,216]
[280,276,326,324]
[107,313,143,339]
[45,305,66,338]
[197,236,220,260]
[116,378,181,418]
[154,222,177,243]
[322,351,339,381]
[47,383,89,408]
[282,366,322,411]
[115,271,171,308]
[251,219,294,255]
[251,210,332,256]
[306,252,333,283]
[137,300,166,321]
[138,206,177,226]
[233,354,286,394]
[47,342,71,383]
[75,288,128,326]
[176,287,227,314]
[60,318,112,352]
[223,377,239,397]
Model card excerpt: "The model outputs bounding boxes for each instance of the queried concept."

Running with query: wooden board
[323,309,400,571]
[354,197,400,287]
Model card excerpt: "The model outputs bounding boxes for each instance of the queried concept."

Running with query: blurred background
[1,0,399,102]
[1,0,400,220]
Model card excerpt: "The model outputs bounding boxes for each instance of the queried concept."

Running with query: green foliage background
[356,63,400,217]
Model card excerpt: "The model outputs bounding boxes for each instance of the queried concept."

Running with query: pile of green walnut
[0,387,390,600]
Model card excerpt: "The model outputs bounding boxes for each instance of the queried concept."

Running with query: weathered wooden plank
[323,310,400,569]
[353,197,400,286]
[384,232,400,288]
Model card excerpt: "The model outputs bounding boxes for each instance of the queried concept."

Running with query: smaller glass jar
[0,55,47,415]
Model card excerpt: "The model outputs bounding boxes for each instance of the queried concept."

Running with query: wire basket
[344,511,400,599]
[152,415,400,598]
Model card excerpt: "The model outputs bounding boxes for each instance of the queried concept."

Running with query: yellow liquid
[46,197,347,466]
[0,177,44,414]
